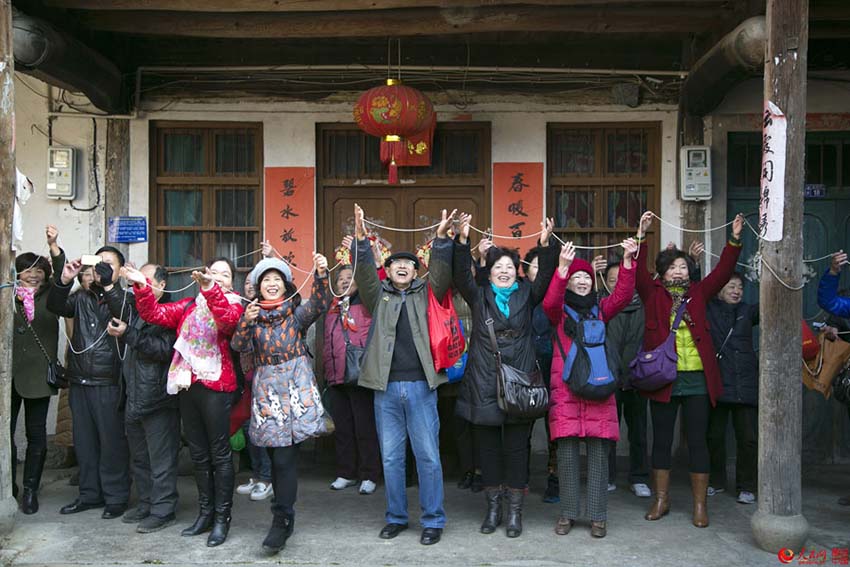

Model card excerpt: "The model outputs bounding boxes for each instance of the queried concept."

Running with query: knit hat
[384,251,420,270]
[250,258,293,287]
[567,258,594,280]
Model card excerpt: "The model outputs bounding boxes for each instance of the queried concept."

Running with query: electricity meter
[680,145,712,201]
[46,146,76,200]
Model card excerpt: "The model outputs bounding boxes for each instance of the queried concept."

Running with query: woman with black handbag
[322,238,381,496]
[11,225,65,514]
[453,212,557,538]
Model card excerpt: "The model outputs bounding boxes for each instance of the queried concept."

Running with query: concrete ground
[1,455,848,567]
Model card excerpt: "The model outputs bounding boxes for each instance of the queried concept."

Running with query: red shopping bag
[802,321,820,362]
[427,286,466,372]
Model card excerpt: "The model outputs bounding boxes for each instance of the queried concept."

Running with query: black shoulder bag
[340,313,367,385]
[19,306,68,389]
[484,303,548,420]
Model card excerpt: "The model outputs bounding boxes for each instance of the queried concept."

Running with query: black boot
[11,443,18,500]
[206,464,234,547]
[505,488,524,538]
[262,513,294,555]
[20,448,47,515]
[480,487,503,534]
[182,468,214,536]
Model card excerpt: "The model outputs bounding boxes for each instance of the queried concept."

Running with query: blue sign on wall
[108,216,148,243]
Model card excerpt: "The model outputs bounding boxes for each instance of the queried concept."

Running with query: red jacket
[545,261,636,441]
[134,282,244,393]
[635,239,742,406]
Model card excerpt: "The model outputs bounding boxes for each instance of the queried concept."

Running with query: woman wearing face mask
[635,211,744,528]
[125,257,244,547]
[453,213,557,538]
[545,239,637,538]
[11,225,65,514]
[232,253,331,555]
[323,237,381,496]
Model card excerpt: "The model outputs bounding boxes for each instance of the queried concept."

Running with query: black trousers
[179,383,233,515]
[69,383,131,505]
[474,423,532,489]
[608,389,650,484]
[327,384,381,481]
[10,388,51,491]
[126,408,180,517]
[650,395,710,473]
[268,445,299,517]
[707,402,757,493]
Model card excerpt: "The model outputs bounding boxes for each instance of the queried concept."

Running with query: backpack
[553,305,619,401]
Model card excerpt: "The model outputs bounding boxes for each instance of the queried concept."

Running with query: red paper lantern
[353,79,435,183]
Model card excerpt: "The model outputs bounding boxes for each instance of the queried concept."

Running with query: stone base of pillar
[751,509,809,554]
[0,496,16,535]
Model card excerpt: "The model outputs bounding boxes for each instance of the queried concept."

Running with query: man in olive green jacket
[351,204,454,546]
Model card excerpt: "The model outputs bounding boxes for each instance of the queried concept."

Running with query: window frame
[149,121,264,287]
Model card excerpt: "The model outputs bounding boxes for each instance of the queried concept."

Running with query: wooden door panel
[408,187,484,248]
[323,188,403,259]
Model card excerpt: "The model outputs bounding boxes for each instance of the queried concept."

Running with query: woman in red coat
[635,212,743,528]
[126,258,244,547]
[545,238,637,539]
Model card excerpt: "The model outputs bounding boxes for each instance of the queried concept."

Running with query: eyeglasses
[390,260,416,268]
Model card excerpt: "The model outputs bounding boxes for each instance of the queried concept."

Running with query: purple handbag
[629,300,689,392]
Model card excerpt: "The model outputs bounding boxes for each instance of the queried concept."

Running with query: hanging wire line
[329,237,358,299]
[649,212,735,233]
[166,248,264,275]
[362,218,442,233]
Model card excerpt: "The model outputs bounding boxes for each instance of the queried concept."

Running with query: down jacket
[706,298,759,406]
[453,239,558,426]
[635,238,742,407]
[133,281,243,393]
[322,293,372,386]
[104,288,177,419]
[819,270,850,318]
[47,279,121,386]
[546,261,636,442]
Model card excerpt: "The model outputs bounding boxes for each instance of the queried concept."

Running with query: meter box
[680,145,712,201]
[46,146,76,200]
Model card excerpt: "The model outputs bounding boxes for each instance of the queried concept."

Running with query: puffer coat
[452,238,558,426]
[706,298,759,406]
[546,261,636,441]
[322,293,372,386]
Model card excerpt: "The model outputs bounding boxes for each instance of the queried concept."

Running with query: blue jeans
[244,422,272,481]
[374,380,445,529]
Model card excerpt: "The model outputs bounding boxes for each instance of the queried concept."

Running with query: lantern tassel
[388,157,399,184]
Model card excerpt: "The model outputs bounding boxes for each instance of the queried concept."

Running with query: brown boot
[644,469,670,521]
[690,473,709,528]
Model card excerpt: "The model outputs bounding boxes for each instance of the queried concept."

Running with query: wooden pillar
[104,119,130,258]
[0,0,18,535]
[751,0,809,553]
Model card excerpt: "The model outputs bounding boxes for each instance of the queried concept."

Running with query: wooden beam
[76,6,729,38]
[46,0,732,12]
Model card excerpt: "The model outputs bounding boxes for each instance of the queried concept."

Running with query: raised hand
[436,208,457,239]
[540,217,555,246]
[558,241,576,275]
[637,211,653,239]
[261,240,274,259]
[688,240,705,261]
[477,233,493,263]
[244,299,260,323]
[592,254,607,274]
[61,259,83,285]
[191,269,215,291]
[341,235,354,250]
[314,252,329,277]
[354,204,366,240]
[621,238,638,268]
[121,265,147,286]
[732,213,744,240]
[458,213,472,244]
[830,250,848,275]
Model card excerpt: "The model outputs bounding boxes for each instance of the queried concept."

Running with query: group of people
[8,208,849,553]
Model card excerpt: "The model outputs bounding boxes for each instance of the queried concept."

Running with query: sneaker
[542,473,560,503]
[630,483,652,498]
[237,478,257,495]
[250,481,274,501]
[707,486,726,497]
[359,480,377,495]
[737,491,756,504]
[607,483,617,492]
[330,477,358,491]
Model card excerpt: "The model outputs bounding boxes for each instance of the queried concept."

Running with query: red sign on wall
[492,162,545,258]
[264,167,316,288]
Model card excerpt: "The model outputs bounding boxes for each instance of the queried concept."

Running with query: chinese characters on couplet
[507,171,529,235]
[279,177,299,264]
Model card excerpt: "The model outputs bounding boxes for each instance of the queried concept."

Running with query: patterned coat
[231,274,331,447]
